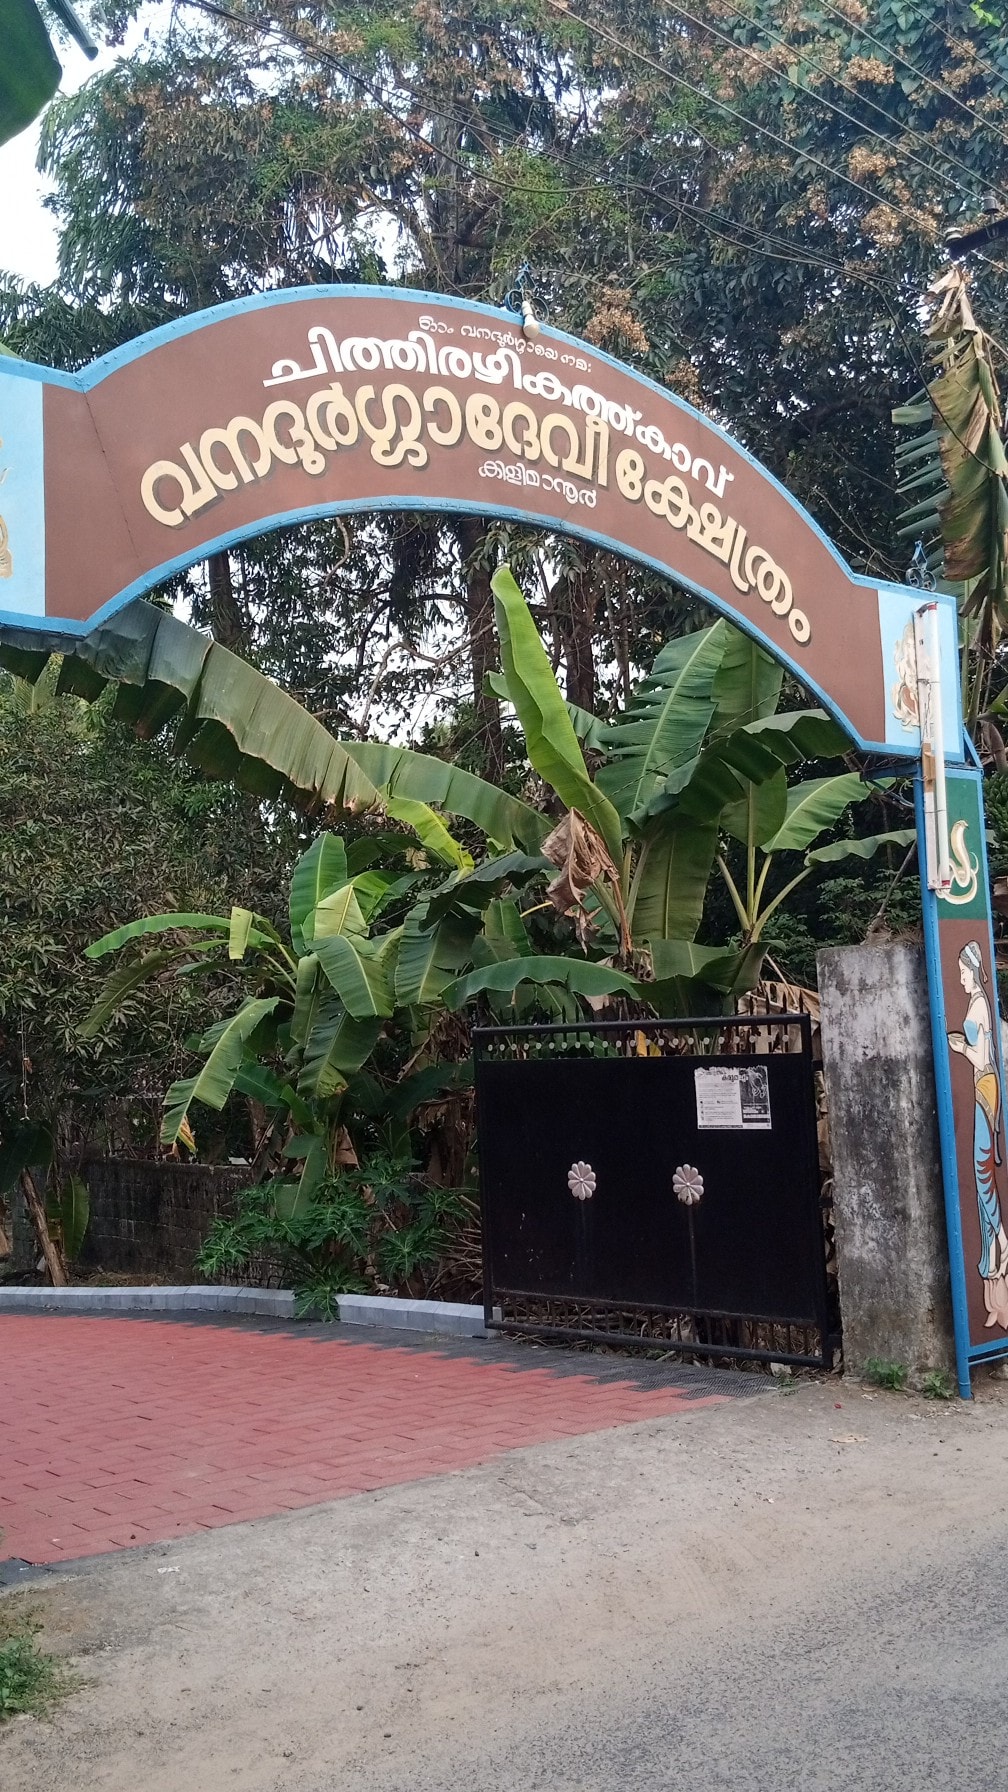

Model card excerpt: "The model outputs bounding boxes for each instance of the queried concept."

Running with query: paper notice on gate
[695,1065,772,1130]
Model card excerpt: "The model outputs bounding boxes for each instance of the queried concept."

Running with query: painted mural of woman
[947,939,1008,1329]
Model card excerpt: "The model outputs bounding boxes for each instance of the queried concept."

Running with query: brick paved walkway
[1,1315,739,1568]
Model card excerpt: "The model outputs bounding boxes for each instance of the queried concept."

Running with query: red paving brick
[0,1315,725,1566]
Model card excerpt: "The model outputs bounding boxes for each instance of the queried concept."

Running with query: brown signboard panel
[0,286,929,752]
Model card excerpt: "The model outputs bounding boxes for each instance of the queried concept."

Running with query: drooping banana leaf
[804,828,917,867]
[384,794,473,869]
[0,599,543,849]
[161,997,280,1144]
[231,1061,315,1129]
[341,739,545,851]
[79,943,219,1039]
[762,774,878,855]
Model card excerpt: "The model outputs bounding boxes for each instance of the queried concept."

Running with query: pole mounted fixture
[503,263,542,339]
[906,538,937,592]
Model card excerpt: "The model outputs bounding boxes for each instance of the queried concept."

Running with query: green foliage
[491,566,623,865]
[863,1358,909,1391]
[0,670,299,1165]
[196,1151,467,1311]
[922,1369,953,1401]
[0,1602,75,1723]
[491,569,906,1002]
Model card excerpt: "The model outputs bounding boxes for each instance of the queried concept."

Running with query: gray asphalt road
[3,1373,1007,1791]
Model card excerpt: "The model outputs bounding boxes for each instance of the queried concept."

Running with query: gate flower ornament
[673,1164,704,1207]
[567,1160,596,1201]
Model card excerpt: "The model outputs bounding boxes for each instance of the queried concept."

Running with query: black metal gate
[474,1015,837,1369]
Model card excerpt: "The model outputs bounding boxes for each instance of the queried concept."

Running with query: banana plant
[81,827,637,1204]
[485,566,915,1003]
[0,599,546,852]
[10,574,911,1019]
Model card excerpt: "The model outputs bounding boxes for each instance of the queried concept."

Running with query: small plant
[197,1150,469,1314]
[922,1368,954,1401]
[863,1358,908,1391]
[0,1601,75,1723]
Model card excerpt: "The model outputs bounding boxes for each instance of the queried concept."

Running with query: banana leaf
[598,622,729,822]
[313,934,394,1019]
[342,738,545,851]
[486,668,608,750]
[384,794,473,869]
[762,774,877,855]
[648,709,850,829]
[161,996,280,1143]
[0,0,59,148]
[289,834,349,955]
[709,630,783,734]
[491,566,623,864]
[440,955,638,1011]
[296,999,382,1099]
[231,1061,315,1129]
[629,814,720,943]
[46,1173,90,1263]
[422,851,549,925]
[394,906,482,1006]
[1,599,540,847]
[79,943,219,1038]
[805,828,917,867]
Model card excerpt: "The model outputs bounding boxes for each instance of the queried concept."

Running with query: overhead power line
[176,0,922,294]
[538,0,939,232]
[166,0,1008,465]
[816,0,1008,155]
[894,0,1008,100]
[697,0,1007,204]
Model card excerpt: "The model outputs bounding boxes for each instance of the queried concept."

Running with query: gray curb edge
[0,1285,491,1337]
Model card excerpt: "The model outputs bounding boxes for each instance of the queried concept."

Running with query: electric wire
[816,0,1008,154]
[894,0,1008,98]
[687,0,1006,205]
[170,0,1002,474]
[176,0,917,293]
[539,0,940,230]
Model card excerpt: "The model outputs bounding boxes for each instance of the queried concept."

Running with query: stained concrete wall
[817,942,955,1381]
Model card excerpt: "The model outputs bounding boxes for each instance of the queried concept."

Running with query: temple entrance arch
[0,284,996,1394]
